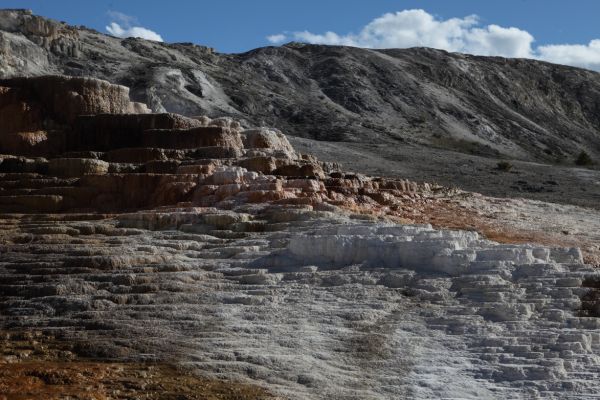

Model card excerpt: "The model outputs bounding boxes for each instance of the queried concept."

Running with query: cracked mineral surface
[2,75,600,399]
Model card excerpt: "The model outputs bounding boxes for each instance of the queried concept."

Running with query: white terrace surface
[1,207,600,399]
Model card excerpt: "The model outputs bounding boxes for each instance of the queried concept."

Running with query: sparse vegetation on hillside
[575,151,593,166]
[496,161,514,172]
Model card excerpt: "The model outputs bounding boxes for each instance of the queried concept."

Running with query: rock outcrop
[0,75,433,214]
[2,75,600,399]
[0,75,150,157]
[0,75,150,122]
[0,9,79,55]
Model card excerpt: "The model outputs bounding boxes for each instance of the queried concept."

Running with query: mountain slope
[1,8,600,163]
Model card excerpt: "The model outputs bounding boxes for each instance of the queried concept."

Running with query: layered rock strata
[0,76,431,215]
[0,75,150,157]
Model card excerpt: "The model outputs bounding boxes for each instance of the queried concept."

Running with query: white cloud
[267,34,287,44]
[464,25,534,58]
[105,11,163,42]
[266,9,600,71]
[268,10,532,58]
[538,40,600,71]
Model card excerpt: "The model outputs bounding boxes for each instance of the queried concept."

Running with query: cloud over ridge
[106,11,163,42]
[267,9,600,71]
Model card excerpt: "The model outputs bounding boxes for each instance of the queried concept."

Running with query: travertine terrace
[2,76,600,399]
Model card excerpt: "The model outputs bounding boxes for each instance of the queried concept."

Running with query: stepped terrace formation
[3,9,600,210]
[2,76,600,399]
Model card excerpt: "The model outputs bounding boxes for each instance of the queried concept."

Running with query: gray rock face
[1,10,600,163]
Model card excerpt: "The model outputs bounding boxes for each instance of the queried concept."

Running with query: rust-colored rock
[48,158,109,177]
[242,128,294,153]
[273,162,325,179]
[0,330,275,400]
[0,86,44,133]
[237,156,278,174]
[78,173,197,211]
[0,76,150,156]
[70,113,201,151]
[142,159,181,174]
[142,126,243,150]
[0,75,433,215]
[0,194,63,213]
[104,147,174,163]
[0,130,61,156]
[0,75,149,124]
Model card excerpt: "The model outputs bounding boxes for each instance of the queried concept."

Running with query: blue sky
[2,0,600,69]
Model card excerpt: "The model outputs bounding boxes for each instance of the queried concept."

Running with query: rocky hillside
[3,75,600,398]
[2,9,600,163]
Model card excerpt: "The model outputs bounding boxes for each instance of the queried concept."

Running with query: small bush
[575,151,593,166]
[496,161,513,171]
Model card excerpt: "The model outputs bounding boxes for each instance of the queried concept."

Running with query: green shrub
[575,151,593,166]
[496,161,513,171]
